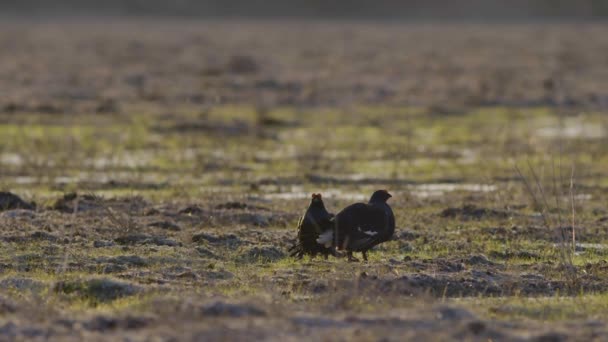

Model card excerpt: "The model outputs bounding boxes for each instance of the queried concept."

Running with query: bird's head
[311,193,324,205]
[370,189,392,203]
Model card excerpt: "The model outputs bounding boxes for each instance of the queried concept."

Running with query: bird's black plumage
[330,189,395,261]
[289,193,336,259]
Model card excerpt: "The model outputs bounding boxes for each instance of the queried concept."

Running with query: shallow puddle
[576,243,608,250]
[0,153,23,166]
[259,182,497,201]
[261,188,367,201]
[408,183,497,198]
[536,121,605,139]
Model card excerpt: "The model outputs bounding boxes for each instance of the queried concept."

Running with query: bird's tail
[316,229,333,248]
[288,242,304,259]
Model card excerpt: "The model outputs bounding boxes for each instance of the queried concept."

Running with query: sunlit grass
[458,293,608,321]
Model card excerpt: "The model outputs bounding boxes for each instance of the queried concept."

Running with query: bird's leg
[347,251,359,262]
[323,253,329,260]
[330,247,342,258]
[362,251,368,262]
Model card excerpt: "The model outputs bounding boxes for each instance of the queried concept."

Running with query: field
[2,19,608,340]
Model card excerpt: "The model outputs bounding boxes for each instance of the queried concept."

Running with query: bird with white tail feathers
[289,193,337,259]
[317,189,395,262]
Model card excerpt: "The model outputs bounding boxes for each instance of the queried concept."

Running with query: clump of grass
[54,277,141,304]
[515,160,578,288]
[235,246,285,263]
[467,293,608,322]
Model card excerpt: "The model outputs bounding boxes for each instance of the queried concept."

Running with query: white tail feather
[316,230,333,248]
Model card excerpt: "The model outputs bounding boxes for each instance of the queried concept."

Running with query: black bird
[318,189,395,262]
[289,193,336,259]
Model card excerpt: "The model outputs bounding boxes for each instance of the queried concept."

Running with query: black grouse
[289,193,336,259]
[318,189,395,262]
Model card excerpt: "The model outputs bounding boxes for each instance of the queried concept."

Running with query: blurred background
[1,1,608,201]
[3,0,608,19]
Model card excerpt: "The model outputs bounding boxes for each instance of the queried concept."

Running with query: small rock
[108,255,147,267]
[227,55,259,74]
[114,234,149,245]
[95,99,120,114]
[440,204,508,220]
[192,232,240,246]
[436,306,476,321]
[83,316,118,331]
[146,236,180,247]
[53,319,75,329]
[83,315,150,331]
[144,208,160,216]
[0,192,35,211]
[466,254,492,266]
[2,102,24,113]
[216,202,249,210]
[0,296,17,314]
[3,231,59,243]
[51,193,99,213]
[397,230,419,241]
[489,250,540,260]
[310,282,328,294]
[0,209,35,219]
[467,320,486,335]
[202,269,234,280]
[114,234,180,247]
[215,202,269,211]
[148,221,181,231]
[192,233,218,243]
[179,206,204,215]
[399,242,414,252]
[196,246,217,258]
[236,213,270,227]
[533,332,567,342]
[54,278,140,302]
[35,103,61,114]
[0,322,17,338]
[176,271,198,279]
[0,277,45,292]
[236,246,284,263]
[102,264,127,274]
[93,240,115,248]
[201,301,266,317]
[30,231,58,242]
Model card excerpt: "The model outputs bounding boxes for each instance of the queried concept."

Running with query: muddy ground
[1,19,608,341]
